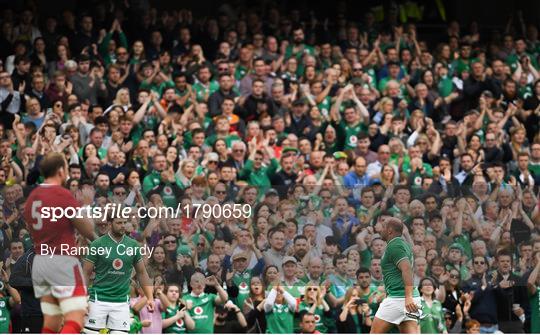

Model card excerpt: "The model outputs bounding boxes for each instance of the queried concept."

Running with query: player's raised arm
[72,187,98,241]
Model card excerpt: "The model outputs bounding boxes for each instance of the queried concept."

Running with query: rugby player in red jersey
[23,152,97,334]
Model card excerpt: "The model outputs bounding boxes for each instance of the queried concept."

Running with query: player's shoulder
[30,184,76,201]
[389,236,408,247]
[91,234,110,245]
[122,235,140,246]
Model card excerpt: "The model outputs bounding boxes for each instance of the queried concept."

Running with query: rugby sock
[60,320,82,334]
[42,327,56,333]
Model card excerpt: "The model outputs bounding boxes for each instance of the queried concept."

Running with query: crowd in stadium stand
[0,1,539,334]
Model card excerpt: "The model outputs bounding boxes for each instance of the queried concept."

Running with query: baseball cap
[266,188,279,197]
[333,151,348,160]
[282,256,298,266]
[292,99,306,107]
[177,245,192,257]
[449,243,464,253]
[207,152,219,162]
[282,147,299,155]
[481,90,494,98]
[232,252,249,262]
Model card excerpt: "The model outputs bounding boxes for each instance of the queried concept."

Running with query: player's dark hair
[40,152,67,178]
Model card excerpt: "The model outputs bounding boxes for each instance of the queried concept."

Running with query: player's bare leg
[370,317,394,333]
[40,295,63,333]
[57,295,88,333]
[398,320,419,334]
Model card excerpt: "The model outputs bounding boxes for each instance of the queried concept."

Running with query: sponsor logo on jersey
[193,306,203,315]
[176,319,184,328]
[112,258,123,270]
[239,282,248,290]
[314,315,321,322]
[163,186,173,195]
[0,301,5,308]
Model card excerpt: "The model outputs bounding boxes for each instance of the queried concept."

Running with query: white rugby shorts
[374,297,422,324]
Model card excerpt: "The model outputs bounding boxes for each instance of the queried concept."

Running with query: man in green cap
[445,243,470,280]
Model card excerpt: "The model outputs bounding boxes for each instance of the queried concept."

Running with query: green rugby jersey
[381,236,420,298]
[85,233,143,303]
[183,292,217,333]
[162,305,187,334]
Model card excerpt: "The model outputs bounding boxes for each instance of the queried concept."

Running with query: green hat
[333,151,348,160]
[456,62,470,74]
[177,245,192,257]
[449,243,464,253]
[282,147,299,155]
[22,234,33,251]
[470,57,483,65]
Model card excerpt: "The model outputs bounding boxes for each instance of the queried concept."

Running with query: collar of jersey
[190,292,206,298]
[108,232,125,244]
[387,236,402,245]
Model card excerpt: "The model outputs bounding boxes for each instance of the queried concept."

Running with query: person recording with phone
[337,287,372,333]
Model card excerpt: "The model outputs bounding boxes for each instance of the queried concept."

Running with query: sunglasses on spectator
[353,68,363,71]
[449,274,460,279]
[163,240,176,244]
[215,190,226,194]
[114,191,126,196]
[474,261,485,265]
[306,287,318,291]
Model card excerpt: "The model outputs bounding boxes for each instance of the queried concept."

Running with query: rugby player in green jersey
[82,217,154,333]
[371,216,421,334]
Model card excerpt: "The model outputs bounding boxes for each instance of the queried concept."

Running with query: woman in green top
[263,285,297,334]
[296,282,331,333]
[161,284,195,333]
[419,277,448,334]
